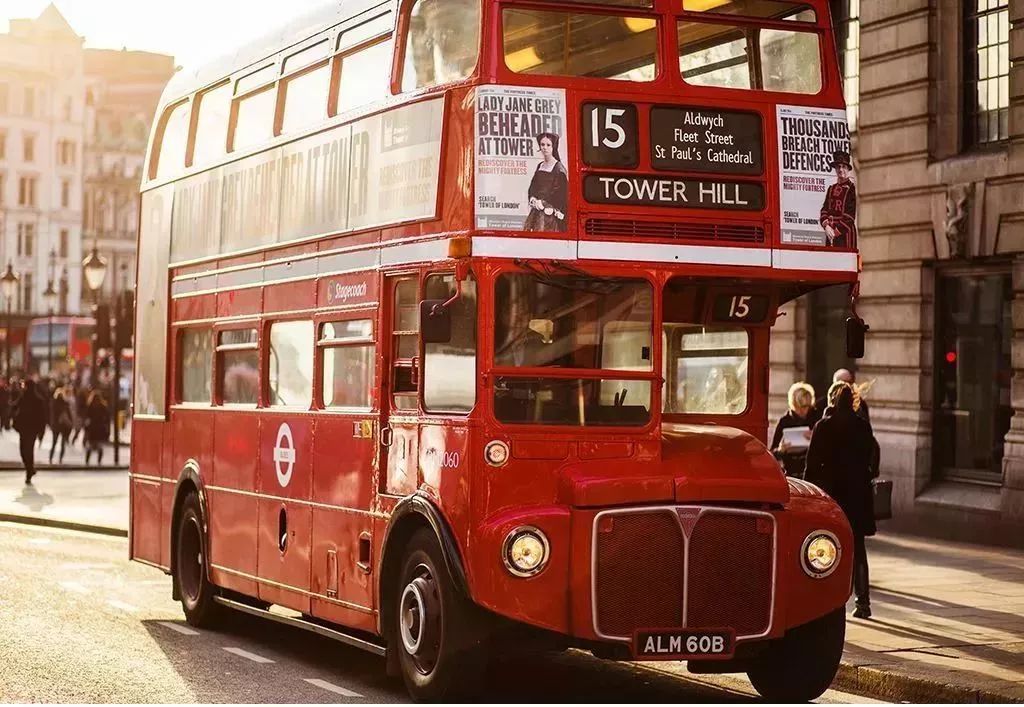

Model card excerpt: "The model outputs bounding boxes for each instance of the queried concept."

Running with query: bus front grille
[592,507,775,641]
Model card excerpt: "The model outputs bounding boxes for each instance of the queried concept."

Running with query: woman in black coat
[770,382,820,478]
[84,391,111,467]
[805,381,876,619]
[13,380,47,484]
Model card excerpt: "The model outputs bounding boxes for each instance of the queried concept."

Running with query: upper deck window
[682,0,816,21]
[230,84,276,152]
[678,20,822,94]
[190,82,231,167]
[401,0,481,92]
[503,9,658,81]
[150,99,190,181]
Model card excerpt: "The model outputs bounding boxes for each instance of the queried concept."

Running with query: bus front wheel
[174,491,223,628]
[746,608,846,702]
[393,528,486,701]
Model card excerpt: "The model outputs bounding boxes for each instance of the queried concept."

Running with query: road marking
[157,621,200,636]
[62,562,114,570]
[107,600,138,613]
[60,581,88,594]
[303,679,363,698]
[223,647,275,664]
[29,537,52,545]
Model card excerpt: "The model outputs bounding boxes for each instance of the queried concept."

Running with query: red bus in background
[131,0,863,701]
[27,317,94,376]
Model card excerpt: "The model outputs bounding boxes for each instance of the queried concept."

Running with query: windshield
[493,273,654,427]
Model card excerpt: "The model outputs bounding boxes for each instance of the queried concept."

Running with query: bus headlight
[503,527,550,577]
[801,531,840,578]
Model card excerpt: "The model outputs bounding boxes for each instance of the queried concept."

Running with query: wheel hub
[398,567,441,674]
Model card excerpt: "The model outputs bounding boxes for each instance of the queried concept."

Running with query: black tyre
[174,491,223,628]
[394,528,487,701]
[747,608,846,703]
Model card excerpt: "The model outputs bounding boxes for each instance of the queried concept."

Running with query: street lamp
[42,279,58,377]
[0,264,19,377]
[82,244,108,382]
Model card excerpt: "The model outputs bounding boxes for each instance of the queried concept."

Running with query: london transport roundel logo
[274,423,296,488]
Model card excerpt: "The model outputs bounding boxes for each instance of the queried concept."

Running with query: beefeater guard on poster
[820,150,858,248]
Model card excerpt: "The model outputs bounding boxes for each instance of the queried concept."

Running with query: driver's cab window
[401,0,481,91]
[663,325,750,414]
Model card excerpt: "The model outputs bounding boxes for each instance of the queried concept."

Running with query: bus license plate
[633,629,735,661]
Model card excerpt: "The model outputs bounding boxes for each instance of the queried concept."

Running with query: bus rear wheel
[174,491,223,628]
[747,608,846,703]
[394,529,486,701]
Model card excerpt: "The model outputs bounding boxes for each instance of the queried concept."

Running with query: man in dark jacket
[805,381,876,619]
[13,380,47,484]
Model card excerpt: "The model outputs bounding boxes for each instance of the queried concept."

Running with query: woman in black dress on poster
[524,132,568,233]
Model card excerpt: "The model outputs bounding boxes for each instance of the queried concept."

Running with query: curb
[0,513,128,538]
[834,661,1023,704]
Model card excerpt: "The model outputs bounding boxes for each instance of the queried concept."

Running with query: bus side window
[217,328,259,405]
[189,81,231,167]
[335,37,394,115]
[179,328,213,403]
[230,68,276,153]
[279,41,332,136]
[392,278,419,410]
[149,99,190,181]
[400,0,481,92]
[268,321,315,408]
[423,274,476,414]
[320,319,375,410]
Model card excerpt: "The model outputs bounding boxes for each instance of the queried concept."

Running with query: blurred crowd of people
[0,375,112,485]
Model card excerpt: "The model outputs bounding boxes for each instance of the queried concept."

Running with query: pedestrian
[0,379,9,433]
[49,385,74,465]
[84,390,111,466]
[37,378,52,448]
[13,380,47,484]
[70,385,88,447]
[805,381,876,619]
[815,368,871,425]
[770,382,819,478]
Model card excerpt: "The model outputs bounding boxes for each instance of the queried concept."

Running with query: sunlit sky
[3,0,331,69]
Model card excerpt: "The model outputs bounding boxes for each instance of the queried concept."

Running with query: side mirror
[846,316,869,359]
[420,300,452,344]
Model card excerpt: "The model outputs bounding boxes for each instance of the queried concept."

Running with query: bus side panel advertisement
[776,105,856,249]
[169,99,444,265]
[475,85,569,233]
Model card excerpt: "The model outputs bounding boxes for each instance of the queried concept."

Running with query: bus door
[381,276,421,496]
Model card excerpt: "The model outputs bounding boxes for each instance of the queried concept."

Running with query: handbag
[872,479,893,521]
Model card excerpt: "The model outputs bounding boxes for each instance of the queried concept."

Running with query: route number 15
[729,296,752,319]
[582,103,638,168]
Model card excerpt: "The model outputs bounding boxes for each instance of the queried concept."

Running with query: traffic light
[93,303,112,350]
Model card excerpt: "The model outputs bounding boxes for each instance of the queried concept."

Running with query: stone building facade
[772,0,1024,546]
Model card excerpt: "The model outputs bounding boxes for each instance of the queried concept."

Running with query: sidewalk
[0,427,127,470]
[1,470,1023,703]
[0,469,128,535]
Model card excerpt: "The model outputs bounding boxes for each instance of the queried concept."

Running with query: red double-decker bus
[132,0,864,700]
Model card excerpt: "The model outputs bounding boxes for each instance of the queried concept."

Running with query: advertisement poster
[475,85,569,232]
[776,105,855,247]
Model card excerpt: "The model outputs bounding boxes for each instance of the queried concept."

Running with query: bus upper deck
[142,0,856,279]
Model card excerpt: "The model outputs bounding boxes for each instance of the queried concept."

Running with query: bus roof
[160,0,388,107]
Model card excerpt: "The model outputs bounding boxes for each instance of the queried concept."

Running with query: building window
[23,135,35,162]
[0,83,8,114]
[23,87,34,117]
[60,179,71,208]
[63,96,73,121]
[57,140,75,166]
[59,229,69,258]
[832,0,860,131]
[17,223,35,257]
[934,268,1011,484]
[19,273,32,313]
[17,176,37,207]
[0,131,6,160]
[0,173,4,206]
[964,0,1010,147]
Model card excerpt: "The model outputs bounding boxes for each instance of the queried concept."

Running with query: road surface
[0,522,880,703]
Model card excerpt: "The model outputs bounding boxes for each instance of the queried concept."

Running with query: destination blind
[650,106,763,176]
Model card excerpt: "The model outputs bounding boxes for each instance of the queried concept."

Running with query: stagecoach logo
[327,281,368,305]
[274,423,296,488]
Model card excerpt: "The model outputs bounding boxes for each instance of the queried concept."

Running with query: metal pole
[4,298,10,377]
[47,310,53,377]
[112,286,120,466]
